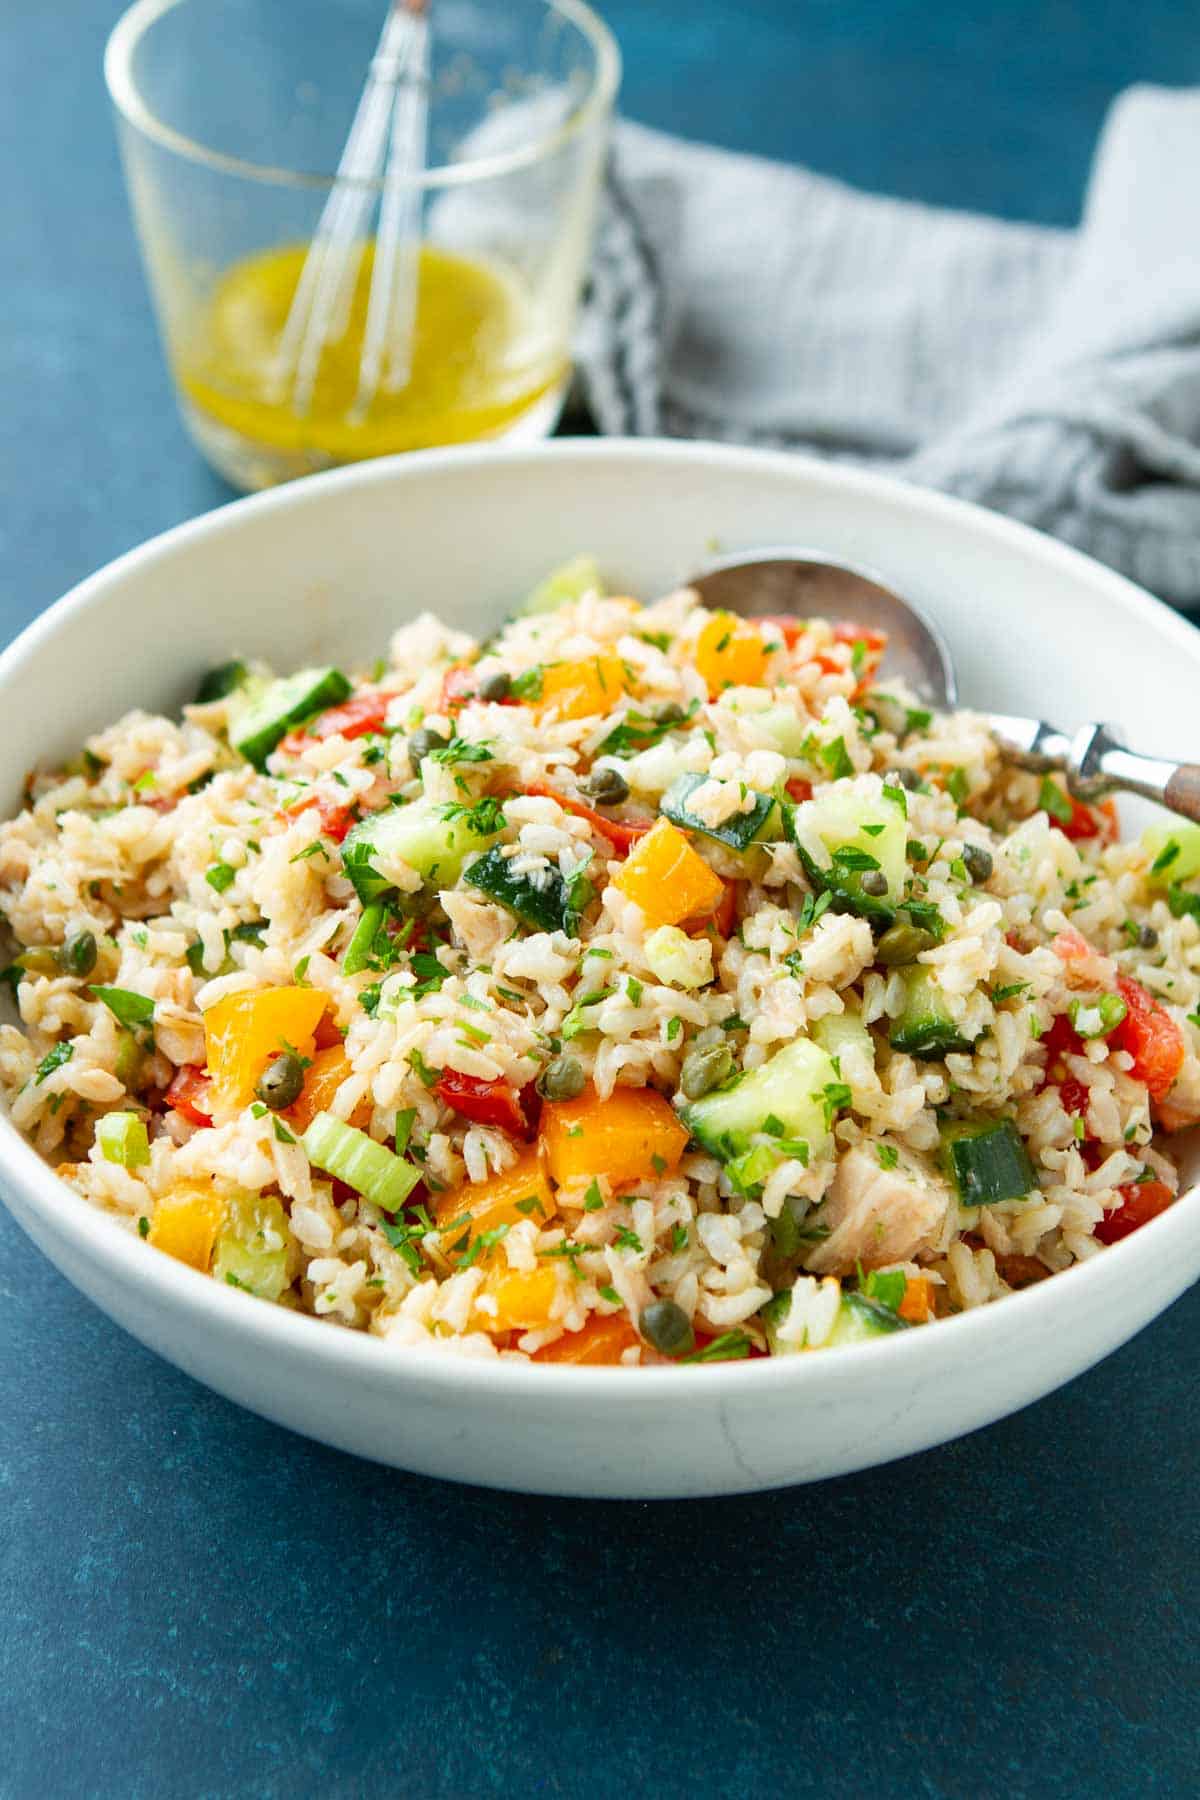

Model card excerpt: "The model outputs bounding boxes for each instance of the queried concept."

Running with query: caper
[255,1052,305,1111]
[639,1298,695,1358]
[59,930,97,979]
[536,1053,585,1101]
[680,1043,734,1100]
[895,767,922,791]
[477,670,512,703]
[1138,923,1159,950]
[407,726,449,766]
[582,765,630,806]
[875,922,938,966]
[961,843,994,885]
[860,870,889,898]
[14,946,62,976]
[655,703,686,726]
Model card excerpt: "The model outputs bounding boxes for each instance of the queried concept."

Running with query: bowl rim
[4,435,1199,1403]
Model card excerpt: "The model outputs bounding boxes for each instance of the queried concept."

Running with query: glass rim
[104,0,620,191]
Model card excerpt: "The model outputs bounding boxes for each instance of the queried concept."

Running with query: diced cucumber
[114,1026,145,1092]
[889,967,976,1060]
[340,800,502,902]
[760,1290,792,1352]
[212,1191,291,1301]
[762,1285,909,1353]
[826,1290,912,1345]
[520,554,604,616]
[941,1117,1037,1208]
[681,1036,839,1163]
[302,1110,420,1212]
[231,666,352,769]
[790,781,908,921]
[465,846,577,935]
[1142,821,1200,888]
[660,772,780,853]
[812,1008,876,1071]
[96,1110,150,1168]
[194,659,250,704]
[714,690,814,759]
[644,925,713,989]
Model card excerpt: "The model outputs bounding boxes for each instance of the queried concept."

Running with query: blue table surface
[5,6,1200,1796]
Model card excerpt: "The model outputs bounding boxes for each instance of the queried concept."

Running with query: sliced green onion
[1068,993,1128,1040]
[342,902,385,976]
[96,1110,150,1168]
[301,1110,419,1212]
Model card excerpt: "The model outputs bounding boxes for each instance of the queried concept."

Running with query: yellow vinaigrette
[177,242,566,460]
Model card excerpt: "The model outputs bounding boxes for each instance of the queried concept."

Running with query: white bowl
[3,440,1198,1498]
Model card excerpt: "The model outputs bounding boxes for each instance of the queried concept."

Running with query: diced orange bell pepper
[695,612,768,696]
[533,1311,641,1365]
[898,1275,933,1322]
[285,1044,368,1134]
[148,1184,225,1272]
[433,1146,557,1260]
[532,653,631,723]
[204,985,329,1112]
[540,1083,689,1191]
[474,1259,561,1334]
[612,817,725,927]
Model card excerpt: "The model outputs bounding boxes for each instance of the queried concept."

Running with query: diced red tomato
[439,662,479,715]
[683,877,739,939]
[164,1065,212,1128]
[832,621,888,651]
[785,776,813,803]
[434,1069,536,1139]
[1059,794,1120,843]
[1039,1013,1091,1119]
[525,781,653,854]
[1094,1178,1175,1245]
[1111,976,1185,1103]
[313,1007,344,1051]
[1042,1013,1085,1063]
[285,792,357,844]
[758,615,805,649]
[277,690,392,756]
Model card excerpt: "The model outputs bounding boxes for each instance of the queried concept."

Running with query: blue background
[4,5,1200,1795]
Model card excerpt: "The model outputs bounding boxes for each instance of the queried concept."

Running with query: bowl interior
[3,439,1200,1459]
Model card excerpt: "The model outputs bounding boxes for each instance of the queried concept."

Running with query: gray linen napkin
[577,86,1200,610]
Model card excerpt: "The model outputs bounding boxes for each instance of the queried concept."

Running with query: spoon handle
[1068,723,1200,824]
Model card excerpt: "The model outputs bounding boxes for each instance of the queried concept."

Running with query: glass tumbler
[105,0,619,490]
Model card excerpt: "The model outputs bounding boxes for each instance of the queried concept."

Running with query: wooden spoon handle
[1162,763,1200,823]
[1069,723,1200,823]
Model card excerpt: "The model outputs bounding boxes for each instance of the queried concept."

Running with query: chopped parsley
[429,736,494,766]
[1038,776,1074,827]
[682,1330,752,1363]
[34,1041,74,1085]
[90,985,155,1028]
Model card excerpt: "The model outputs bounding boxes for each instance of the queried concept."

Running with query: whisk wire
[275,0,430,420]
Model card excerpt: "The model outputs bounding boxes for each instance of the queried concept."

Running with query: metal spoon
[690,548,1200,825]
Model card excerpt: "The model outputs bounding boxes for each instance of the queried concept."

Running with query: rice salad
[2,556,1197,1366]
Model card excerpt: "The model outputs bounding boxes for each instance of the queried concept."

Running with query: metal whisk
[272,0,430,421]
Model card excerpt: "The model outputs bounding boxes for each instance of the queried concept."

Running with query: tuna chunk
[804,1145,951,1275]
[1157,1048,1200,1132]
